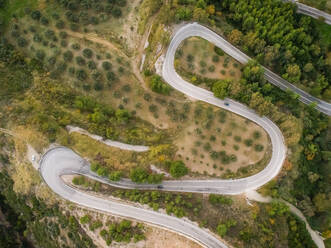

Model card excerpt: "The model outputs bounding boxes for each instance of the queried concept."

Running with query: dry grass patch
[68,132,148,172]
[174,102,271,178]
[175,37,242,82]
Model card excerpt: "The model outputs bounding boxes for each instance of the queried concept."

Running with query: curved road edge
[39,146,228,248]
[285,0,331,25]
[167,23,331,116]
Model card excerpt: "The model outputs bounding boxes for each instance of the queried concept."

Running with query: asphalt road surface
[286,0,331,25]
[40,147,227,248]
[37,5,331,247]
[167,23,331,116]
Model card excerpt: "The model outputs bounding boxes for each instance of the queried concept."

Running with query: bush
[40,16,49,25]
[56,20,65,29]
[199,60,206,68]
[244,139,253,147]
[214,46,225,56]
[89,16,99,25]
[149,75,170,95]
[92,71,102,81]
[83,48,93,58]
[17,37,27,47]
[208,65,215,72]
[130,168,149,183]
[48,57,56,66]
[112,8,122,18]
[234,136,241,142]
[109,171,122,181]
[87,60,96,70]
[60,40,67,47]
[102,61,112,70]
[31,10,41,20]
[169,161,188,178]
[76,56,86,66]
[209,194,233,205]
[35,50,45,61]
[70,23,79,31]
[80,215,91,224]
[254,144,264,152]
[212,55,219,63]
[63,50,73,62]
[94,81,103,91]
[97,167,108,177]
[33,33,42,43]
[186,54,194,62]
[76,69,87,81]
[71,43,80,50]
[253,131,261,139]
[59,31,67,39]
[106,71,116,82]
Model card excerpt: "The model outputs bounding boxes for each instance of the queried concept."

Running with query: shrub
[130,168,149,183]
[35,50,45,61]
[80,215,91,224]
[59,31,67,39]
[112,8,122,18]
[214,46,224,56]
[33,33,42,43]
[122,84,131,92]
[149,75,170,95]
[212,55,219,63]
[234,136,241,142]
[40,16,49,25]
[60,40,67,47]
[83,48,93,58]
[109,171,122,181]
[76,69,87,81]
[253,131,261,139]
[244,139,253,147]
[70,23,79,31]
[92,71,102,81]
[56,20,65,29]
[97,167,108,177]
[169,161,188,178]
[208,65,215,72]
[89,16,99,25]
[102,61,112,70]
[87,60,96,70]
[71,43,80,50]
[57,62,67,72]
[68,67,75,74]
[209,194,233,205]
[48,57,56,66]
[254,144,264,152]
[199,60,206,68]
[94,81,103,91]
[76,56,86,66]
[187,54,194,62]
[17,37,28,47]
[106,71,116,82]
[31,10,41,20]
[63,50,73,62]
[149,104,158,113]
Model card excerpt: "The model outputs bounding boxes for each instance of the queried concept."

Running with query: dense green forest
[0,170,96,247]
[210,0,330,100]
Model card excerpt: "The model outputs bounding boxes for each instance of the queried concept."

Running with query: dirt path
[246,191,325,248]
[63,29,126,56]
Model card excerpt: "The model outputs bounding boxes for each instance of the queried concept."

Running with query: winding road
[169,23,331,116]
[286,0,331,25]
[37,6,331,248]
[39,25,288,248]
